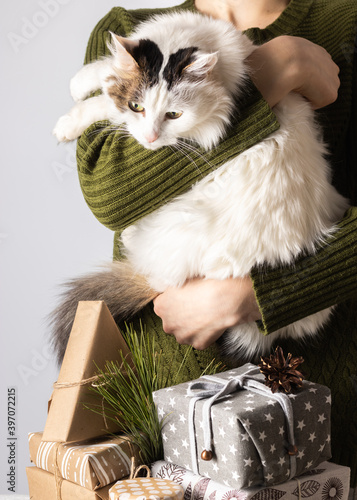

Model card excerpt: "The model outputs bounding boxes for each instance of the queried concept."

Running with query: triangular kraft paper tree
[42,301,134,442]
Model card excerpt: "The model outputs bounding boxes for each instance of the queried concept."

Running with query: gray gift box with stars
[153,363,331,490]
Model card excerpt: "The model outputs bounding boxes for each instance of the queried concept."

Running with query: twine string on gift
[53,375,102,389]
[53,377,111,430]
[53,355,133,390]
[187,365,297,480]
[53,442,63,500]
[53,366,130,431]
[129,456,151,479]
[53,372,125,390]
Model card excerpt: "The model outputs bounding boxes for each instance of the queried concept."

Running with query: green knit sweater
[77,0,357,484]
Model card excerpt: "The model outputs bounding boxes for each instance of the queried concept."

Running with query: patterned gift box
[153,364,332,489]
[28,431,140,490]
[151,460,351,500]
[26,466,113,499]
[109,477,185,500]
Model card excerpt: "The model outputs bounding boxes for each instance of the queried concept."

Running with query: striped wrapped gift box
[28,432,139,490]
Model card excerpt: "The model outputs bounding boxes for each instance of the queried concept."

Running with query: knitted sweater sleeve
[76,7,280,232]
[251,41,357,335]
[251,207,357,334]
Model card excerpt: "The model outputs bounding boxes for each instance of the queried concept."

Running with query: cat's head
[103,19,252,151]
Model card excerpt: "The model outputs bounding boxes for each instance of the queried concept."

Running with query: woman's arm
[154,208,357,347]
[251,208,357,335]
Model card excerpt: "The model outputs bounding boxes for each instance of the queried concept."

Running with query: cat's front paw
[53,114,82,142]
[70,74,90,102]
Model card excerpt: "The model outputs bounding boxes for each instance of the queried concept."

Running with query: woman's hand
[247,35,340,109]
[153,276,262,350]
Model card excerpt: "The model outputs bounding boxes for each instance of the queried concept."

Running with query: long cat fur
[51,11,348,364]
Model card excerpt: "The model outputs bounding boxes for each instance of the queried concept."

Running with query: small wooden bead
[201,450,213,461]
[287,444,298,456]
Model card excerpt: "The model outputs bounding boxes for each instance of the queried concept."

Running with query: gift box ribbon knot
[187,366,297,479]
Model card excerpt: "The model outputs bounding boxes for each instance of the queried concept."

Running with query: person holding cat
[72,0,356,489]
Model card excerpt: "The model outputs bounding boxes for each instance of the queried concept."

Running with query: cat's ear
[183,52,218,79]
[107,32,139,70]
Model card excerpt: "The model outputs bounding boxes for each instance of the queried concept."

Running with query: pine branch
[89,322,224,464]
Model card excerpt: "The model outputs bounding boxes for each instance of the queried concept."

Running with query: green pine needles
[89,322,222,465]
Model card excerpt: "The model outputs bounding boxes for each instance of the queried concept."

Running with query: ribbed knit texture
[251,207,357,334]
[76,0,357,485]
[78,93,279,230]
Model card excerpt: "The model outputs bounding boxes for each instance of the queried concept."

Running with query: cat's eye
[166,111,183,120]
[128,101,145,113]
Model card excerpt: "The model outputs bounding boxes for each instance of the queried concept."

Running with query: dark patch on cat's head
[107,42,200,113]
[106,39,165,113]
[130,39,164,87]
[163,47,198,89]
[106,70,144,113]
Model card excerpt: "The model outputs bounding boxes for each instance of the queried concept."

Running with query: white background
[1,0,179,495]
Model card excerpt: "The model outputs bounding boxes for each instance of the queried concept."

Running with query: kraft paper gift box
[153,363,332,489]
[28,431,140,490]
[151,460,351,500]
[26,466,113,500]
[43,301,134,443]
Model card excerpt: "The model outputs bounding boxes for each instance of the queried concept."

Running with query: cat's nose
[145,131,159,143]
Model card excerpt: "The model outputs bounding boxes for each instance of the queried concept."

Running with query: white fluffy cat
[51,11,348,363]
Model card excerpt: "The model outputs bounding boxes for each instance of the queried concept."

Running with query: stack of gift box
[26,301,143,499]
[151,364,351,499]
[27,301,351,499]
[27,301,186,500]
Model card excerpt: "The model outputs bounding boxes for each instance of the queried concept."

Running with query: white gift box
[151,460,351,500]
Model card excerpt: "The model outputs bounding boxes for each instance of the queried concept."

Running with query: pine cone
[259,346,305,394]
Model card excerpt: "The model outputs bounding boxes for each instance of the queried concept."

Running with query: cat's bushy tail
[49,260,157,365]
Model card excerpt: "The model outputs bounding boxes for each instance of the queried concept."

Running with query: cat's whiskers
[85,123,110,139]
[86,123,130,140]
[176,139,212,161]
[174,139,214,172]
[175,139,199,154]
[170,142,203,175]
